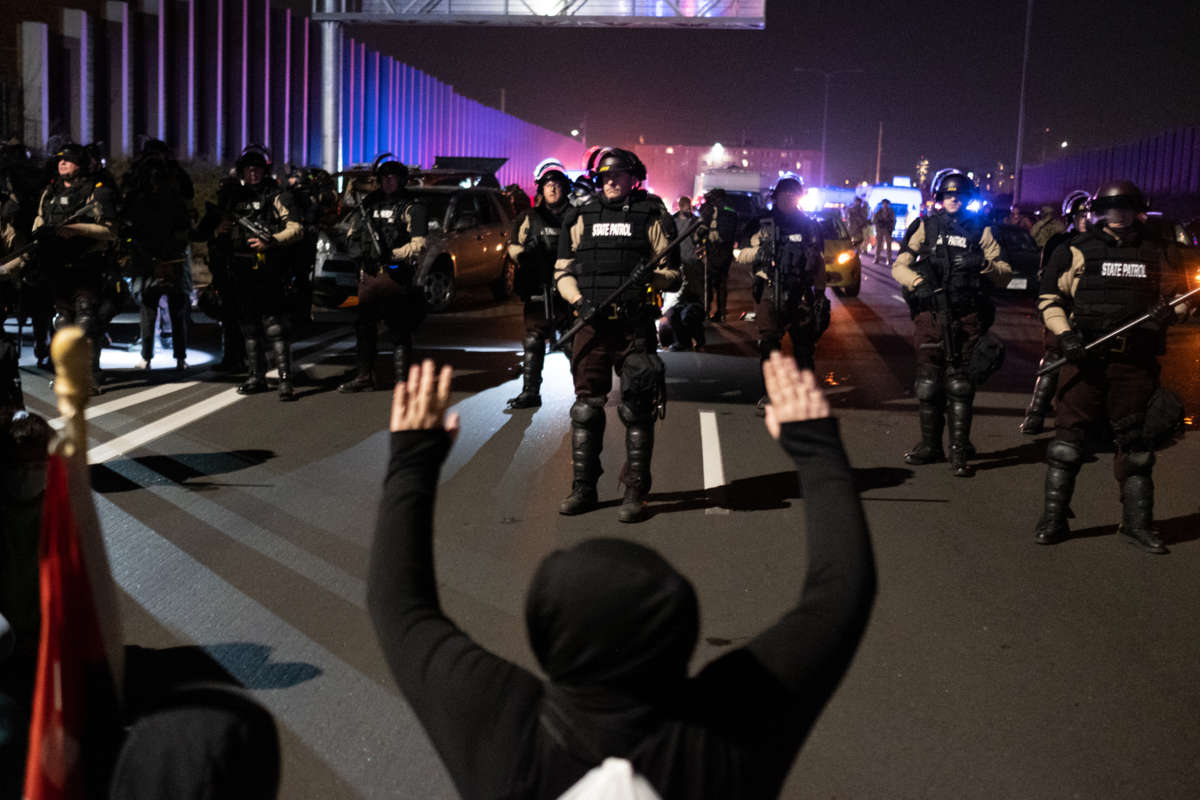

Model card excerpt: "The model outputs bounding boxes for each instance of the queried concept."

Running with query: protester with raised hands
[369,354,876,799]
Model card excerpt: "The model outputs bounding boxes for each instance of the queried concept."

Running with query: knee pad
[263,316,285,341]
[620,351,664,406]
[617,401,656,426]
[1046,439,1083,468]
[1120,449,1155,476]
[945,374,974,401]
[914,377,942,402]
[570,397,606,428]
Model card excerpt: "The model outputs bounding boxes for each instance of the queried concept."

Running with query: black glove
[628,261,654,287]
[752,276,766,303]
[913,280,936,302]
[572,296,597,325]
[1057,329,1087,363]
[1149,299,1177,328]
[951,251,985,271]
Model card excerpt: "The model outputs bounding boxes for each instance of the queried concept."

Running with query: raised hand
[762,351,830,440]
[389,359,460,441]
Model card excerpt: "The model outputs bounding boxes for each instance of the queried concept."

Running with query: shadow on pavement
[204,643,323,689]
[972,439,1048,471]
[91,449,276,493]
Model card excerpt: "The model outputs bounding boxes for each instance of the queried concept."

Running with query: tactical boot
[1034,440,1082,545]
[507,334,544,409]
[215,325,245,372]
[946,378,975,478]
[617,419,654,524]
[1118,474,1168,554]
[273,338,296,401]
[559,399,605,516]
[339,350,376,393]
[237,337,268,395]
[393,342,412,385]
[904,402,946,465]
[1020,366,1058,435]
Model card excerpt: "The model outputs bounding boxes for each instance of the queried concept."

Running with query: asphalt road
[12,260,1200,799]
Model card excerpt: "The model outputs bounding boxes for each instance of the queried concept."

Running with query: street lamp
[569,115,588,149]
[795,67,862,187]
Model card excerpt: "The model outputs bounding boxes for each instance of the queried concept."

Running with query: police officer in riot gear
[338,157,429,393]
[33,143,119,392]
[1034,180,1192,553]
[892,171,1011,477]
[699,188,738,321]
[212,146,303,399]
[735,175,828,411]
[505,159,572,409]
[122,139,195,370]
[553,148,680,523]
[1020,189,1090,434]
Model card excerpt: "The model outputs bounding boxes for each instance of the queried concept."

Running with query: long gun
[352,192,384,265]
[520,225,559,348]
[2,201,102,264]
[205,201,277,247]
[552,216,702,351]
[1036,287,1200,376]
[933,237,962,374]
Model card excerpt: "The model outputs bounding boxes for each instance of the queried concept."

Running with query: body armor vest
[573,197,658,305]
[364,191,415,255]
[223,181,286,255]
[514,203,565,297]
[914,211,986,306]
[526,203,565,262]
[1071,228,1163,338]
[760,212,819,288]
[707,205,738,245]
[40,178,109,265]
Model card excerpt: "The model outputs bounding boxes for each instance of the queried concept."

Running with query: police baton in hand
[1036,287,1200,376]
[551,216,702,352]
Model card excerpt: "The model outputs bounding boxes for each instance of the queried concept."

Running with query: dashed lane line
[698,410,730,515]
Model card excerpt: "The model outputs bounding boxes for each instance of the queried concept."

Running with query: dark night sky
[350,0,1200,183]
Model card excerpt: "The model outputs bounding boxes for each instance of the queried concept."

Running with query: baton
[1037,287,1200,376]
[552,216,701,351]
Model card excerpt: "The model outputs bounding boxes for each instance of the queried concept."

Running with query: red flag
[23,453,119,800]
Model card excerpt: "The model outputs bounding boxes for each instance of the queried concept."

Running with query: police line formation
[0,140,1193,545]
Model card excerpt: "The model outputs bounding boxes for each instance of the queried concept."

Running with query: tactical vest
[760,212,818,288]
[41,178,94,226]
[526,203,565,263]
[573,197,658,305]
[40,178,108,265]
[225,182,285,254]
[708,205,738,245]
[1071,229,1163,337]
[365,191,415,253]
[914,211,986,306]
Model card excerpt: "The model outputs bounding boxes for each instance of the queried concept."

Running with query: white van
[864,184,925,239]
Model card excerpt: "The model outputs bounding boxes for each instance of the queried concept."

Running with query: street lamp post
[795,67,862,187]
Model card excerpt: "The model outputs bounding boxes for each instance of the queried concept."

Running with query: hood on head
[526,539,698,692]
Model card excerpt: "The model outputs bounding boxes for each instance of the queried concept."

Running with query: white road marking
[87,387,244,464]
[698,410,730,515]
[49,380,200,430]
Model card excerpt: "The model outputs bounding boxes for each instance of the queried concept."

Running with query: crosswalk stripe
[48,380,200,430]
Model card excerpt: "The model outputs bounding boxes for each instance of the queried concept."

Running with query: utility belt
[232,251,270,270]
[1080,327,1162,359]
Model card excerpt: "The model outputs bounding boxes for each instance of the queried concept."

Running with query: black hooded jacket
[368,419,876,799]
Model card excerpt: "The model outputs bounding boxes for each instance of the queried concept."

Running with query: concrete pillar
[135,0,166,141]
[20,23,50,150]
[169,0,196,158]
[103,2,132,158]
[318,4,340,173]
[197,0,224,162]
[62,9,93,145]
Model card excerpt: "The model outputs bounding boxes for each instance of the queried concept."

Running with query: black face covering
[525,539,699,693]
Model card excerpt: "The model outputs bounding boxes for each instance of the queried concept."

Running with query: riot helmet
[1089,180,1146,213]
[1061,189,1090,220]
[140,138,169,158]
[54,143,89,169]
[771,174,804,210]
[705,187,727,205]
[594,148,646,183]
[582,145,611,179]
[932,170,975,200]
[236,144,272,174]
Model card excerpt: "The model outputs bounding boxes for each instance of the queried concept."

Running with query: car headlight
[836,250,854,265]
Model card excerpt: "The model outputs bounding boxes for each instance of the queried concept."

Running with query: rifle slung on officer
[553,216,702,351]
[1036,287,1200,376]
[205,201,276,247]
[1,201,103,267]
[932,237,962,374]
[352,191,384,268]
[519,225,559,348]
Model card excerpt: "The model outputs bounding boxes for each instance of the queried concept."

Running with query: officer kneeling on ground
[552,148,679,523]
[892,172,1011,477]
[1034,180,1194,554]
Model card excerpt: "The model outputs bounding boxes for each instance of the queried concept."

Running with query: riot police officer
[892,171,1011,477]
[122,139,194,370]
[33,143,119,392]
[735,175,828,411]
[700,187,738,321]
[1020,189,1090,434]
[212,146,303,399]
[337,157,428,393]
[553,148,680,523]
[505,159,572,409]
[1034,180,1192,553]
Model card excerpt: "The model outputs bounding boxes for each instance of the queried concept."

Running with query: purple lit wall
[1019,127,1200,214]
[15,0,580,193]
